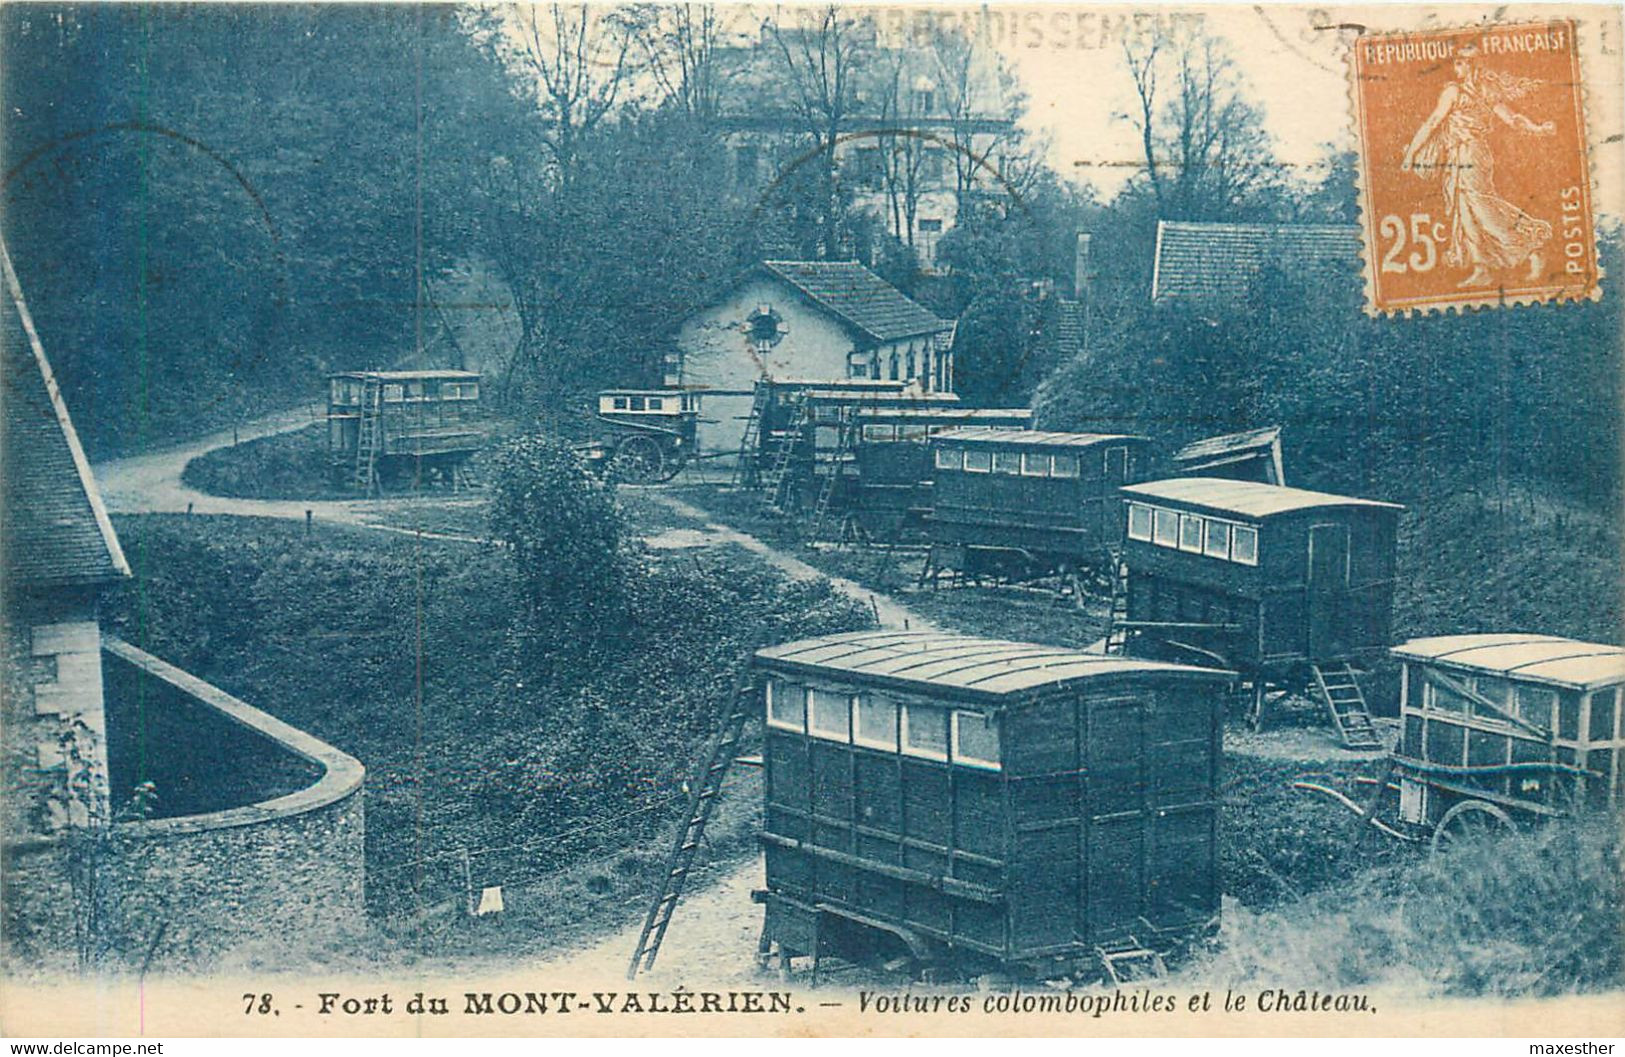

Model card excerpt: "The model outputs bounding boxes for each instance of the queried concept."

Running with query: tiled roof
[2,243,129,590]
[755,630,1230,702]
[1151,221,1360,303]
[762,261,951,343]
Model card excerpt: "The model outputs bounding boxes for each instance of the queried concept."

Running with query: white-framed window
[1021,452,1049,476]
[951,711,1000,770]
[1231,524,1259,565]
[1051,453,1080,478]
[863,424,896,443]
[901,705,949,761]
[630,396,647,411]
[766,679,806,731]
[964,449,992,473]
[647,397,664,411]
[935,447,962,471]
[613,396,630,411]
[1153,508,1179,547]
[854,694,899,751]
[808,688,852,742]
[1204,519,1231,559]
[899,424,928,442]
[1179,513,1204,553]
[992,450,1021,475]
[383,384,405,402]
[1127,502,1153,541]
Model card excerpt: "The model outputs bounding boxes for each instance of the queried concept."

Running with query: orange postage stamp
[1350,19,1600,313]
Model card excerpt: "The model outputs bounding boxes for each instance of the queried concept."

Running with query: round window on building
[745,305,787,349]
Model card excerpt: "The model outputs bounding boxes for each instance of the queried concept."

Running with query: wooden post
[305,510,313,537]
[461,848,474,917]
[185,501,193,517]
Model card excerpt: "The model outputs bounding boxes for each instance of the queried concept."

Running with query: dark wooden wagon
[732,377,912,495]
[750,630,1232,981]
[1323,635,1625,852]
[582,389,702,483]
[326,369,485,493]
[1114,478,1404,746]
[920,429,1153,595]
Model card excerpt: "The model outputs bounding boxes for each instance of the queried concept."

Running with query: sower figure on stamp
[1400,43,1557,288]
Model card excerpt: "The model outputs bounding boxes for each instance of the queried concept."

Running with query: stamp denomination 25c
[1350,19,1600,313]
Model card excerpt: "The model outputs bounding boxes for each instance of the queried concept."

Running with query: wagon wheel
[610,435,664,484]
[1429,799,1516,856]
[655,449,687,483]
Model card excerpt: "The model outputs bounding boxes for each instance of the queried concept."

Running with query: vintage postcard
[1,1,1622,1045]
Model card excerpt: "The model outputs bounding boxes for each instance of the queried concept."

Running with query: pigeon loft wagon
[749,631,1232,981]
[1114,478,1403,746]
[584,389,702,483]
[327,369,484,492]
[920,429,1153,595]
[1379,635,1625,849]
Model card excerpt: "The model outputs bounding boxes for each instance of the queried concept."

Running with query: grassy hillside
[106,512,871,919]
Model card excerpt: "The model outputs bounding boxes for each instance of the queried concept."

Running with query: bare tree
[635,3,727,123]
[768,4,873,258]
[509,3,635,186]
[1121,23,1277,219]
[874,49,928,250]
[931,24,1023,221]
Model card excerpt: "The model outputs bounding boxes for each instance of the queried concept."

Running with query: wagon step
[1311,662,1384,749]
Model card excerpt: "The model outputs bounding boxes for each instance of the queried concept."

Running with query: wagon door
[1307,523,1351,658]
[1100,446,1128,543]
[1082,695,1147,941]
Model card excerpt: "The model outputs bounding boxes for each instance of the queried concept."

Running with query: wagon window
[647,397,664,411]
[1231,525,1259,565]
[899,424,929,442]
[1472,677,1511,722]
[1153,508,1179,547]
[951,711,1000,770]
[383,384,405,402]
[1425,679,1465,714]
[1558,690,1581,741]
[766,680,806,732]
[1051,453,1080,478]
[1515,683,1557,731]
[1179,514,1204,553]
[992,450,1021,475]
[1204,520,1231,559]
[854,695,899,751]
[630,396,646,411]
[935,447,962,471]
[1021,452,1049,476]
[901,705,949,761]
[864,424,896,443]
[964,449,992,473]
[613,396,629,410]
[1127,503,1153,541]
[808,689,852,742]
[1589,688,1619,742]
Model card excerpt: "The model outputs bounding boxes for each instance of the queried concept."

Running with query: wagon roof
[1173,426,1281,463]
[1391,634,1625,690]
[328,369,480,381]
[755,630,1231,701]
[802,389,961,404]
[1121,477,1403,518]
[854,407,1031,421]
[933,427,1147,449]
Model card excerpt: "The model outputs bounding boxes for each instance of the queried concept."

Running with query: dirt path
[93,408,495,541]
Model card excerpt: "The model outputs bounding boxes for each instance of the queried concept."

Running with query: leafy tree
[488,433,634,667]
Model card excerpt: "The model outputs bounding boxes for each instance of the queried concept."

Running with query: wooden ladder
[626,663,757,979]
[353,377,384,494]
[759,401,808,513]
[808,410,856,539]
[1095,935,1167,984]
[732,386,768,490]
[1102,553,1130,654]
[1312,661,1383,750]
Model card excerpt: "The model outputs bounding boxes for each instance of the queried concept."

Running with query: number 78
[1380,213,1445,273]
